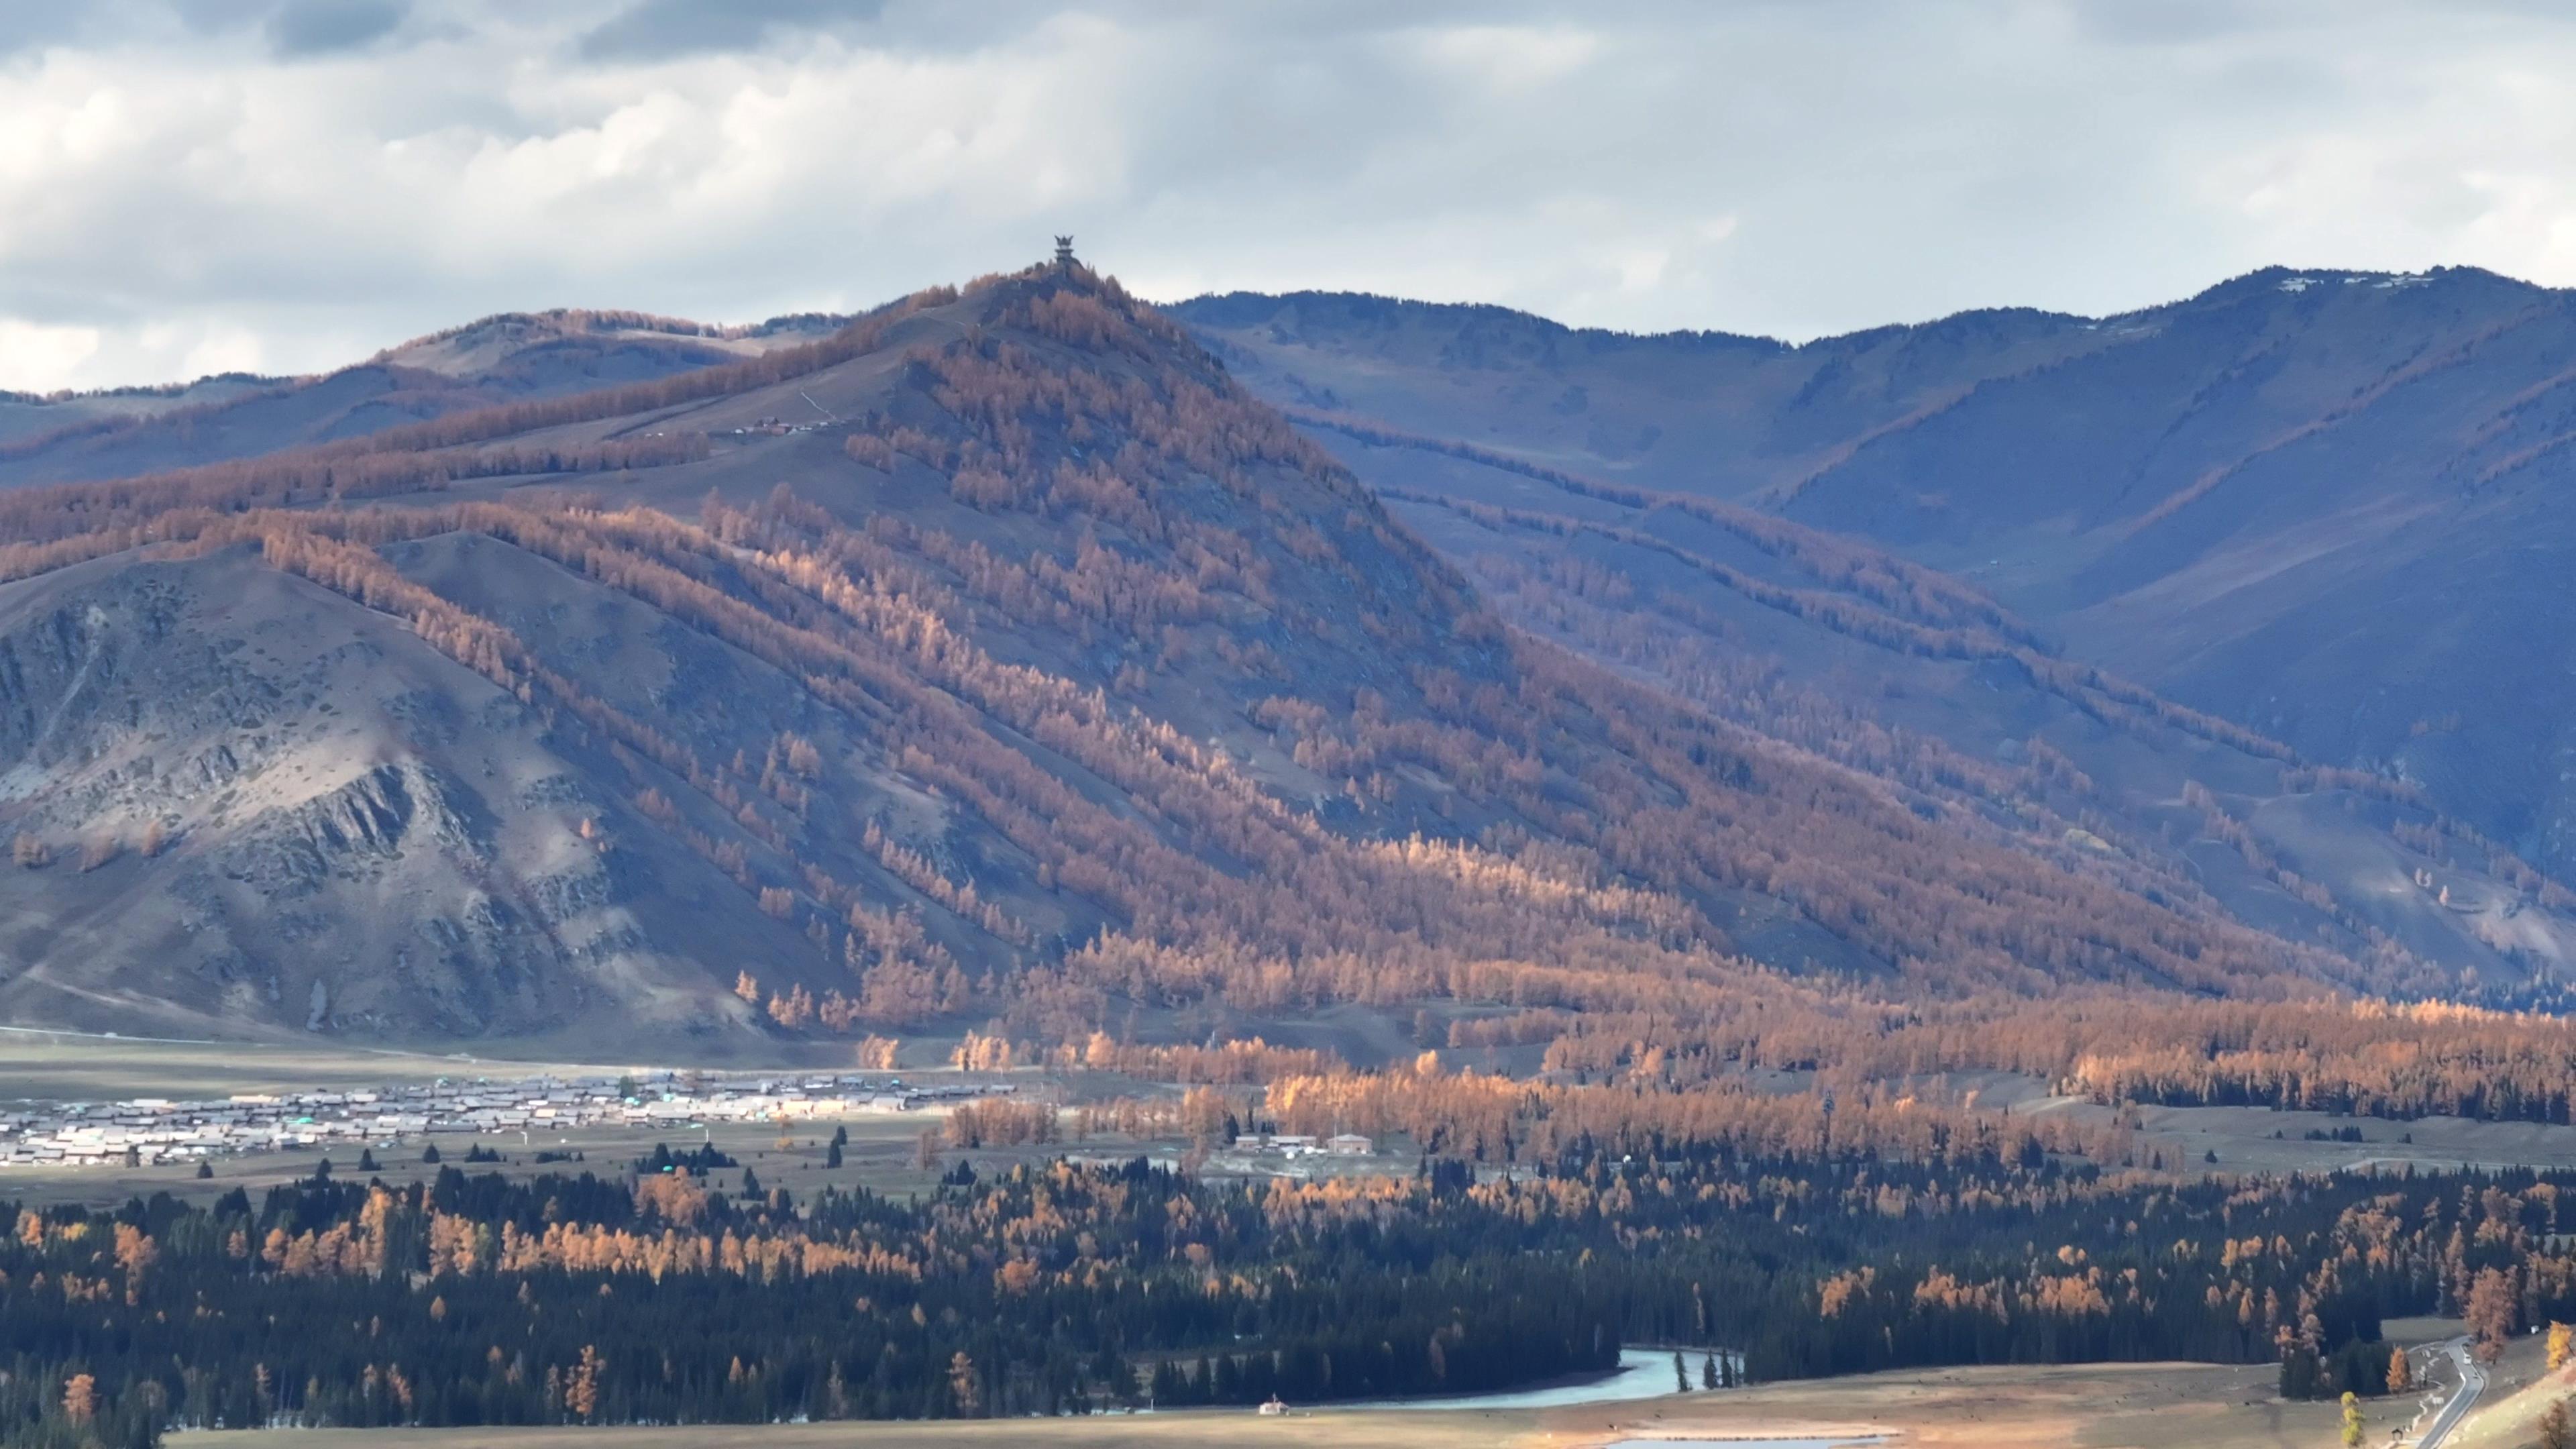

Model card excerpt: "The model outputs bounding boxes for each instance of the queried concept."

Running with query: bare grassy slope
[0,543,816,1042]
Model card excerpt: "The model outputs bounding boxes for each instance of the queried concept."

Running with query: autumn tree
[113,1224,157,1305]
[62,1373,95,1424]
[2468,1267,2519,1364]
[566,1346,603,1421]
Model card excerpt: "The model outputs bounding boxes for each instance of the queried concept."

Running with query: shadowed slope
[1181,270,2576,998]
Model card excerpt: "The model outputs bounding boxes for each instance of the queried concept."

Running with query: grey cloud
[0,0,219,57]
[0,0,411,58]
[0,11,85,56]
[5,0,2576,391]
[576,0,884,60]
[267,0,409,56]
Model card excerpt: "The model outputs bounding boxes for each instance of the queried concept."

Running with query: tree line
[12,1140,2576,1444]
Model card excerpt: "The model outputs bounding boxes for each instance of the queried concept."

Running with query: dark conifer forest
[7,1142,2568,1444]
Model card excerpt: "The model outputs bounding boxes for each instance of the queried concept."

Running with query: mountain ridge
[1174,263,2548,356]
[1178,267,2576,992]
[0,258,2448,1059]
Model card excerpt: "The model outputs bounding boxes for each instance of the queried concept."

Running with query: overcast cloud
[4,0,2575,391]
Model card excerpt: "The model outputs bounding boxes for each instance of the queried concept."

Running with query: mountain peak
[2145,261,2548,317]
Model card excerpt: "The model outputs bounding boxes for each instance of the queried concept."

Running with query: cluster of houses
[1065,1131,1375,1180]
[1248,1132,1373,1158]
[0,1071,1010,1170]
[716,417,830,438]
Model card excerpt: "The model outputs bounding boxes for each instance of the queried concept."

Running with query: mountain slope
[0,308,848,491]
[0,541,831,1038]
[0,262,2393,1052]
[1178,270,2576,996]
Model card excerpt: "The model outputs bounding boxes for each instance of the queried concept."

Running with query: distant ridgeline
[4,1140,2563,1442]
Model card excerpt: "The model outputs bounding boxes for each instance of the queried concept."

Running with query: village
[0,1070,1013,1169]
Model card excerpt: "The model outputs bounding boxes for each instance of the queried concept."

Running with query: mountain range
[1180,267,2576,996]
[0,259,2569,1055]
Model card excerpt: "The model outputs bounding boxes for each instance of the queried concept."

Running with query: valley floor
[1929,1068,2576,1175]
[190,1358,2412,1449]
[0,1051,2518,1449]
[20,1035,2576,1210]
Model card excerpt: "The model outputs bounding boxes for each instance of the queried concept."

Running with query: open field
[0,1112,968,1208]
[0,999,1456,1104]
[207,1415,1533,1449]
[0,1030,634,1103]
[2073,1092,2576,1175]
[1548,1358,2436,1449]
[199,1357,2432,1449]
[1908,1069,2576,1175]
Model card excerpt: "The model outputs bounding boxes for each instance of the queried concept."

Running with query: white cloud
[1415,23,1602,91]
[4,0,2576,390]
[0,320,101,392]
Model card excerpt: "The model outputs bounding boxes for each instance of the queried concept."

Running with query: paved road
[2415,1336,2487,1449]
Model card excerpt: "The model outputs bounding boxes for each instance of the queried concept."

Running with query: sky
[6,0,2576,392]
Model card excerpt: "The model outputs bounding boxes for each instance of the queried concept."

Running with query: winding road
[2412,1336,2486,1449]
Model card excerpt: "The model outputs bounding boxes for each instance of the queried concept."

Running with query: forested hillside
[21,256,2576,1150]
[1180,271,2576,997]
[0,256,2436,1057]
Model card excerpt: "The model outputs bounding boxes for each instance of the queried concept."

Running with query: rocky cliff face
[0,548,661,1040]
